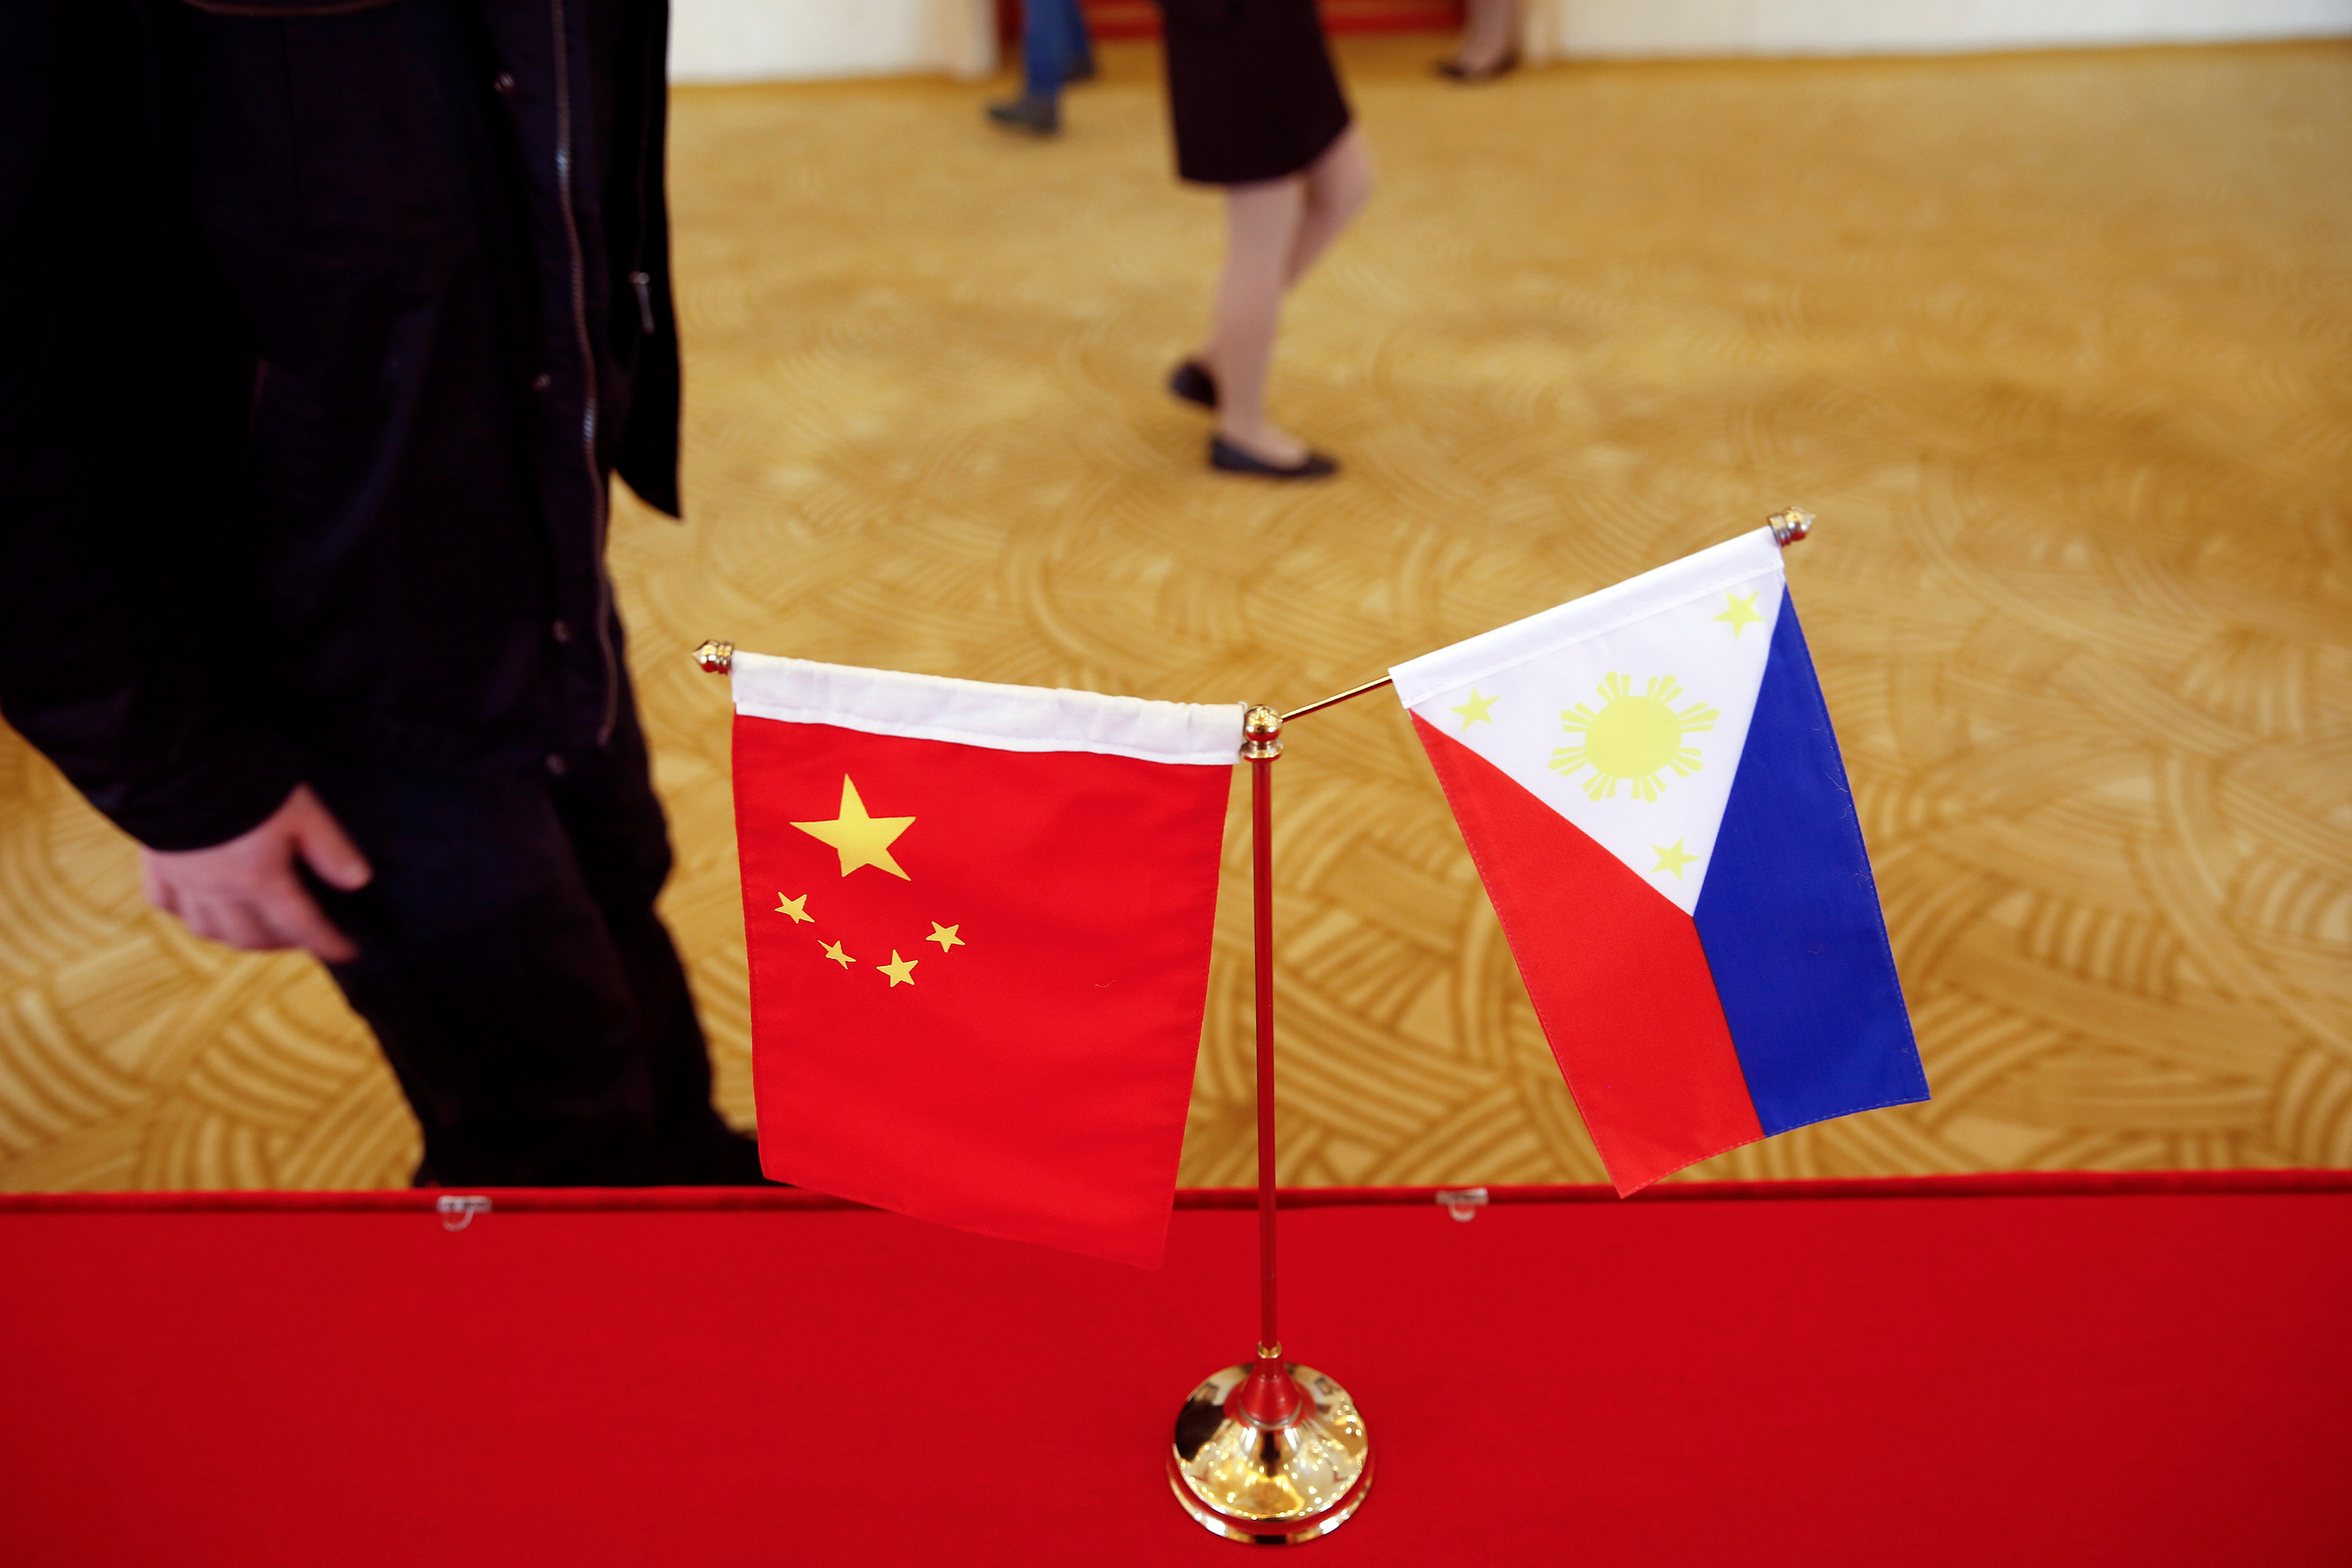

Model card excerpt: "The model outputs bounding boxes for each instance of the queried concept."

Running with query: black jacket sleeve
[612,0,683,520]
[0,0,302,851]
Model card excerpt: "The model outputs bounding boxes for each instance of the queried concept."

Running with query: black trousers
[305,688,752,1186]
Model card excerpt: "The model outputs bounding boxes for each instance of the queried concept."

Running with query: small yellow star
[1714,591,1765,639]
[926,922,965,953]
[877,950,919,987]
[1449,687,1499,732]
[775,892,813,924]
[820,939,855,970]
[792,776,916,879]
[1651,839,1702,879]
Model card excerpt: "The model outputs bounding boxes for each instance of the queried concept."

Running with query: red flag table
[4,1173,2346,1566]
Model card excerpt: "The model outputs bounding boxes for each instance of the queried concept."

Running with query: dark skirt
[1156,0,1353,186]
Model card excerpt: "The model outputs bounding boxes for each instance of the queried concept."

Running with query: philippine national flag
[1391,527,1928,1194]
[729,653,1243,1267]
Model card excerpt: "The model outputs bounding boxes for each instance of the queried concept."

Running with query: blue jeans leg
[1022,0,1092,102]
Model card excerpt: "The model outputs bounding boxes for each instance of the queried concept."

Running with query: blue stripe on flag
[1693,600,1928,1136]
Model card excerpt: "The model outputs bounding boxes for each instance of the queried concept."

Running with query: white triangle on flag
[1390,529,1788,915]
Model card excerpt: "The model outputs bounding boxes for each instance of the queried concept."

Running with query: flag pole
[1245,706,1285,1367]
[1164,706,1375,1545]
[1281,675,1392,722]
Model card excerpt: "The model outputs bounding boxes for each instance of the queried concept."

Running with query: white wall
[1525,0,2352,61]
[670,0,996,84]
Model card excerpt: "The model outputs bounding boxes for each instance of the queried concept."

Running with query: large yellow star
[775,892,813,924]
[1714,591,1765,639]
[877,950,919,987]
[792,776,915,879]
[926,922,965,953]
[1449,687,1499,732]
[820,939,855,969]
[1651,838,1702,879]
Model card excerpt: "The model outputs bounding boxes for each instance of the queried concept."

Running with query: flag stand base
[1167,1352,1374,1546]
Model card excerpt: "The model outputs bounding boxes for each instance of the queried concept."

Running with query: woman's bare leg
[1284,127,1374,286]
[1193,131,1373,463]
[1205,176,1309,464]
[1449,0,1522,73]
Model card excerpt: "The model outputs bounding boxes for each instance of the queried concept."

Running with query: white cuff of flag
[730,652,1247,766]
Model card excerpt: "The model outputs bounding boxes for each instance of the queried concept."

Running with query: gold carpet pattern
[3,37,2347,1191]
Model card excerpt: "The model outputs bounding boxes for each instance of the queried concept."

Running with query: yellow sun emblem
[1549,674,1719,802]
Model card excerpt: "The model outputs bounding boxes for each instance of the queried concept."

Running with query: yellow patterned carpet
[3,36,2348,1191]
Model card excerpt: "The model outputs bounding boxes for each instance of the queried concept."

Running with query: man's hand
[139,785,374,962]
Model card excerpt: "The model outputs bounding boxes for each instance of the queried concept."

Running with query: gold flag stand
[1164,703,1374,1545]
[695,506,1815,1548]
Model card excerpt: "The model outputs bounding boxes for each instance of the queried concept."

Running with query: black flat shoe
[1168,359,1219,410]
[1209,434,1337,480]
[985,95,1060,136]
[1436,48,1519,83]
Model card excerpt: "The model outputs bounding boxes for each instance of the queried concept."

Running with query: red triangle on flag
[1412,715,1765,1192]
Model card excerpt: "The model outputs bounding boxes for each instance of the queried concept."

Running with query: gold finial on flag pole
[691,639,734,674]
[1768,506,1814,546]
[1166,704,1375,1545]
[1241,703,1285,759]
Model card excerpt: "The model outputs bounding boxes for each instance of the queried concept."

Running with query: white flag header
[730,652,1246,767]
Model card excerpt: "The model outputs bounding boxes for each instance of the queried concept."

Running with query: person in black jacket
[0,0,758,1184]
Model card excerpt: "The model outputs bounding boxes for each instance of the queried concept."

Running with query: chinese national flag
[728,652,1243,1267]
